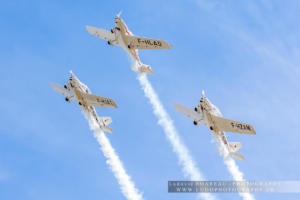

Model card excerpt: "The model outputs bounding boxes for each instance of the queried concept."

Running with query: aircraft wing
[211,115,256,135]
[82,93,117,108]
[126,35,173,49]
[86,25,116,41]
[173,102,203,122]
[50,82,72,97]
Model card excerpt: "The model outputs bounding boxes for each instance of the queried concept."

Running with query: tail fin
[229,142,242,152]
[230,152,245,161]
[98,117,113,134]
[102,126,113,134]
[99,117,112,126]
[131,64,153,74]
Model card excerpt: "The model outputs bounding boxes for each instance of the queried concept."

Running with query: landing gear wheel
[79,102,82,106]
[64,85,67,89]
[193,121,198,126]
[111,28,114,33]
[128,45,131,49]
[210,126,214,131]
[194,107,198,112]
[108,41,111,45]
[65,97,69,102]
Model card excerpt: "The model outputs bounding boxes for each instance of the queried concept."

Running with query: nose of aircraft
[200,90,206,102]
[69,70,73,80]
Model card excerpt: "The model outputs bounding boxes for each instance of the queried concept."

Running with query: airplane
[173,91,256,161]
[50,71,117,134]
[86,12,173,75]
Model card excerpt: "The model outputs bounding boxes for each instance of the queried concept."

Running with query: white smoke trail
[83,110,143,200]
[215,136,255,200]
[138,74,216,200]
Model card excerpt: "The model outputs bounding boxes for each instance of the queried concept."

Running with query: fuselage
[114,16,142,66]
[196,95,231,150]
[68,73,105,128]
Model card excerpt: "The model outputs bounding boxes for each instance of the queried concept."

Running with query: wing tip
[85,25,91,31]
[111,100,118,108]
[173,102,184,113]
[50,82,59,90]
[86,25,96,35]
[173,102,179,108]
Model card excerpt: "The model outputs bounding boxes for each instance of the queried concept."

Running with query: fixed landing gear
[210,126,214,131]
[65,97,70,102]
[108,41,111,45]
[64,85,67,89]
[194,107,198,112]
[193,121,198,126]
[78,102,82,106]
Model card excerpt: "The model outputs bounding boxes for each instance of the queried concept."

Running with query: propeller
[116,10,122,18]
[201,90,205,97]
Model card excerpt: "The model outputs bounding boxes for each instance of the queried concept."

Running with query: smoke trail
[215,136,255,200]
[138,74,216,200]
[83,110,143,200]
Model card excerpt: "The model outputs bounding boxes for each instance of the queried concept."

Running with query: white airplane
[51,71,117,134]
[173,91,256,161]
[86,12,173,75]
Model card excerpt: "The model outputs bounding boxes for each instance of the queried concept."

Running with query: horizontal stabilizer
[131,64,153,74]
[138,65,153,74]
[102,126,113,134]
[230,152,245,161]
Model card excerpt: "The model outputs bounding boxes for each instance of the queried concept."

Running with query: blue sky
[1,0,300,199]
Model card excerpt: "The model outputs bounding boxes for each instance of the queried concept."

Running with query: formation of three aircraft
[51,13,256,161]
